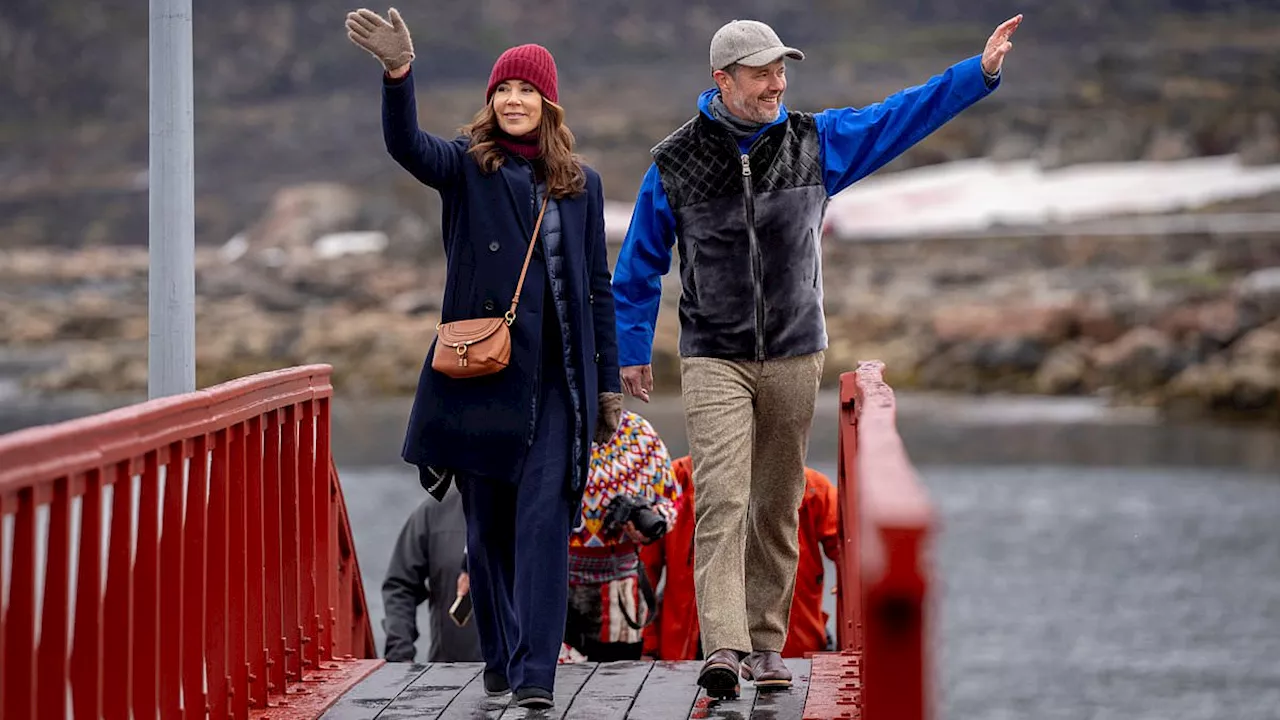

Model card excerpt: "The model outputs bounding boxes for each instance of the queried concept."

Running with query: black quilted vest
[652,112,829,361]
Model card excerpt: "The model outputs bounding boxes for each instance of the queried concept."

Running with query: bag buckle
[455,343,468,367]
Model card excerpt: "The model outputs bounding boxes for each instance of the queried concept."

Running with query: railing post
[72,470,105,720]
[37,477,72,719]
[246,416,270,707]
[103,461,135,720]
[851,361,934,720]
[159,442,187,717]
[182,436,208,720]
[3,488,37,720]
[835,372,863,653]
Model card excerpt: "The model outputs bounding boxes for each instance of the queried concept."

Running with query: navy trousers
[458,362,578,693]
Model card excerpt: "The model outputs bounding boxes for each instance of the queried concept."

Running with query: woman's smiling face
[492,80,543,137]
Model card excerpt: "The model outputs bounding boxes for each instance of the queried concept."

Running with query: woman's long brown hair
[461,98,586,198]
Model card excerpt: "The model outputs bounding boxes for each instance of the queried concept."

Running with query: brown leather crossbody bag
[432,195,549,379]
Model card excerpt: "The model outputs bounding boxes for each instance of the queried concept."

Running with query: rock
[1154,297,1247,353]
[1142,127,1197,162]
[930,303,1075,344]
[916,336,1046,394]
[1238,266,1280,318]
[241,183,364,264]
[1091,327,1183,395]
[986,131,1040,162]
[25,348,148,394]
[1034,341,1095,395]
[389,290,442,315]
[1036,112,1150,169]
[1238,113,1280,166]
[1161,327,1280,423]
[1232,323,1280,371]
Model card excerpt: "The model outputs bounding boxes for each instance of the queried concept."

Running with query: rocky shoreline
[2,184,1278,426]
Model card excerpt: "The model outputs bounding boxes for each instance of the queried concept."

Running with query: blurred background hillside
[5,0,1280,248]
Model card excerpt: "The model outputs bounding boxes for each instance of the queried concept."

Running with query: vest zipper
[740,153,766,361]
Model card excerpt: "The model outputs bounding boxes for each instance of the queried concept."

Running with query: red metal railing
[828,360,935,720]
[0,365,380,720]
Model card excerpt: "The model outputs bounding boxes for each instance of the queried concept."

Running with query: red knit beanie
[486,44,559,104]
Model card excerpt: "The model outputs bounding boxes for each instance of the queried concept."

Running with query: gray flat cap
[710,19,804,72]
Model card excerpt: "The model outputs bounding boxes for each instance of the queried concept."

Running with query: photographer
[381,488,482,663]
[564,410,680,661]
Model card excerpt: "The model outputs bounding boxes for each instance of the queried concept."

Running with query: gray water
[327,393,1280,720]
[4,389,1279,718]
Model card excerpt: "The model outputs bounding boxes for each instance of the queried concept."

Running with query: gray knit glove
[594,392,624,445]
[345,8,415,72]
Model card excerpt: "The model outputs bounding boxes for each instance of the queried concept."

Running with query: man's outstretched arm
[816,14,1022,196]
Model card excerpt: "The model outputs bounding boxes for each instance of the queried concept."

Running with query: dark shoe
[740,651,792,690]
[483,670,510,697]
[697,648,742,699]
[515,686,554,710]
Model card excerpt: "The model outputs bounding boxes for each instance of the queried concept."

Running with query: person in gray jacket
[381,487,482,663]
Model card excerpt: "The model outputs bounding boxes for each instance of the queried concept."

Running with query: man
[640,457,840,661]
[613,15,1021,697]
[381,486,482,663]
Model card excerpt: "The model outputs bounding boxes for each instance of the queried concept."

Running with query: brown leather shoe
[697,648,742,699]
[740,651,792,690]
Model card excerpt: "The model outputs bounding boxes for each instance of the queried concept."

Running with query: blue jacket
[612,55,999,366]
[383,69,621,484]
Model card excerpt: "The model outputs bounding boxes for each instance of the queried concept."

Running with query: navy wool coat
[382,69,621,490]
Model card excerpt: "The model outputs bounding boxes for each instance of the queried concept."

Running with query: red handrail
[0,365,380,720]
[834,361,934,720]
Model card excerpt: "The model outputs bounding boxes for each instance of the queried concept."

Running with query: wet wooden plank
[561,660,653,719]
[375,662,482,720]
[747,659,811,720]
[694,682,757,720]
[437,666,512,720]
[625,662,702,720]
[318,663,432,719]
[496,662,598,720]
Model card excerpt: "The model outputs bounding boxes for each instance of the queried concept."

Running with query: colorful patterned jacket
[570,410,680,549]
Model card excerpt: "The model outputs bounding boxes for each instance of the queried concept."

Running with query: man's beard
[731,96,781,124]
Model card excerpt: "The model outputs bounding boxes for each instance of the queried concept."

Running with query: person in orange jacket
[641,456,840,660]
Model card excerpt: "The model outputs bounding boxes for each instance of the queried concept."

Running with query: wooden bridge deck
[316,656,858,719]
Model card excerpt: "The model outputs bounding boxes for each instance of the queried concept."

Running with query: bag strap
[505,193,550,326]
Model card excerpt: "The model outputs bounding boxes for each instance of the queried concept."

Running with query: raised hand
[345,8,415,73]
[981,14,1022,76]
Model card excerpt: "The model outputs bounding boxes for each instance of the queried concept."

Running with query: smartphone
[449,592,473,627]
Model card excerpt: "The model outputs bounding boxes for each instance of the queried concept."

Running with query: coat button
[589,292,595,304]
[594,352,601,363]
[483,299,495,312]
[488,241,500,252]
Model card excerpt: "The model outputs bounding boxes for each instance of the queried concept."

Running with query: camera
[601,494,668,543]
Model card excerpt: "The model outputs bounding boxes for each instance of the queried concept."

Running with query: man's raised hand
[981,14,1022,76]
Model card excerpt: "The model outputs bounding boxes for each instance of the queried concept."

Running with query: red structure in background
[0,366,380,720]
[805,361,935,720]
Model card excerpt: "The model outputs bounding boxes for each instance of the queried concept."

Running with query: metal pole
[148,0,196,398]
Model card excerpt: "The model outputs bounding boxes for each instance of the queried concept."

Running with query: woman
[346,8,623,711]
